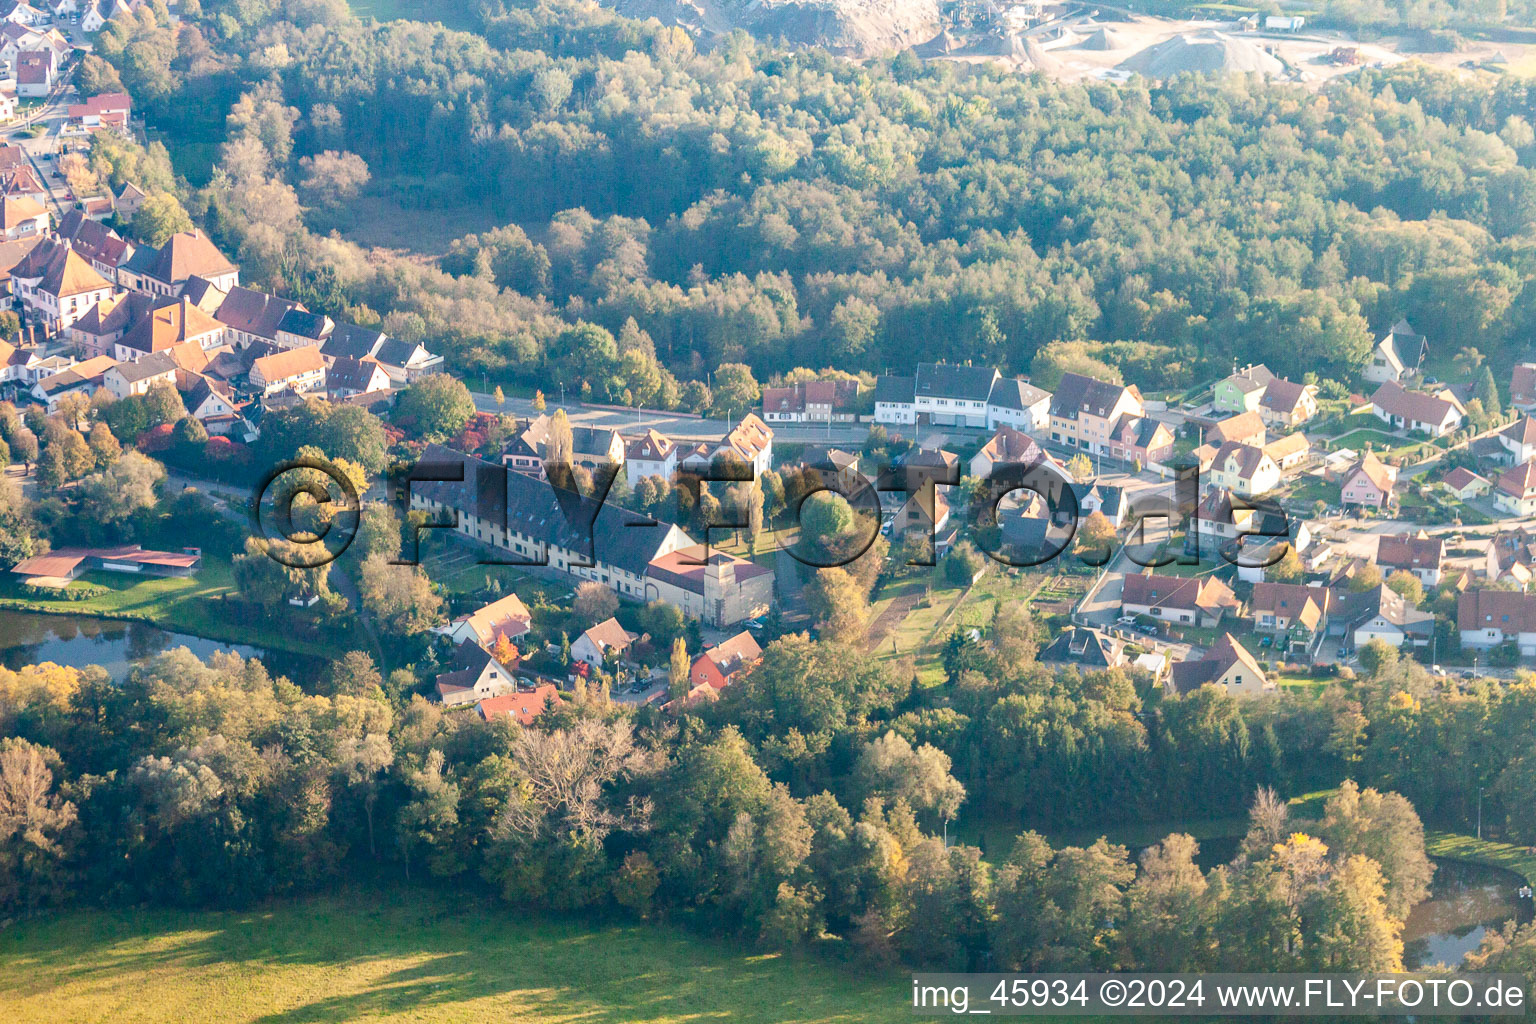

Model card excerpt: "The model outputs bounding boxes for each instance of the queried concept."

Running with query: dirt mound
[1118,31,1284,78]
[962,31,1059,70]
[914,27,961,56]
[1074,26,1128,51]
[608,0,941,57]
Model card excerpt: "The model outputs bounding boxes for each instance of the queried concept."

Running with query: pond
[0,609,321,682]
[1403,858,1530,970]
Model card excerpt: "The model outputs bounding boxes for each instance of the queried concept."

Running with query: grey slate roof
[915,362,999,402]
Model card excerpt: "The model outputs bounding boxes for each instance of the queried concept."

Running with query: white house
[1459,590,1536,657]
[624,429,677,482]
[571,617,636,671]
[102,350,177,399]
[1369,380,1464,437]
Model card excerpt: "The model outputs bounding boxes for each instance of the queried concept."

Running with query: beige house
[1168,633,1273,697]
[571,617,636,671]
[1208,441,1282,498]
[1208,410,1267,448]
[249,346,325,395]
[1262,433,1310,472]
[435,642,517,707]
[1047,372,1144,455]
[644,545,774,627]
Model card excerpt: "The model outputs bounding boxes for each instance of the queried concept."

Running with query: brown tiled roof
[705,631,763,678]
[120,298,224,354]
[1498,461,1536,500]
[448,593,532,647]
[1169,633,1267,695]
[1458,589,1536,633]
[644,544,771,595]
[1262,433,1310,461]
[624,428,674,462]
[1502,416,1536,446]
[1122,573,1239,614]
[1376,533,1442,572]
[1370,380,1463,427]
[0,195,45,228]
[1442,467,1488,491]
[1050,371,1139,418]
[144,230,235,286]
[977,424,1043,465]
[1210,410,1265,444]
[581,617,635,655]
[477,686,558,726]
[1212,441,1272,482]
[1259,377,1311,414]
[251,345,324,383]
[1512,365,1536,407]
[1347,452,1396,494]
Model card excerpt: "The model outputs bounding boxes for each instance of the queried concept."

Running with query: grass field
[347,0,480,30]
[0,888,912,1024]
[0,564,357,659]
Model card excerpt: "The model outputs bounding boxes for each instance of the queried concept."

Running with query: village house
[913,362,1003,428]
[572,617,637,671]
[795,445,864,493]
[28,354,114,411]
[623,429,677,482]
[435,592,532,649]
[1262,433,1310,472]
[1511,363,1536,414]
[760,378,860,424]
[1208,441,1282,498]
[1442,466,1491,500]
[1498,417,1536,465]
[1189,487,1256,549]
[214,286,303,348]
[986,376,1053,431]
[1341,584,1433,651]
[113,297,226,362]
[326,355,391,398]
[1258,377,1319,429]
[66,91,131,132]
[968,424,1063,482]
[1208,410,1267,448]
[1495,461,1536,517]
[369,337,443,382]
[434,641,517,707]
[1364,319,1428,384]
[249,346,326,396]
[1377,532,1444,586]
[56,210,134,281]
[15,49,53,98]
[1250,582,1334,658]
[102,350,177,399]
[274,308,332,350]
[1039,625,1127,670]
[112,181,146,220]
[644,545,774,627]
[872,374,916,425]
[1459,589,1536,658]
[689,631,763,690]
[0,196,47,240]
[1169,633,1273,697]
[477,685,559,726]
[118,229,238,297]
[1339,451,1397,509]
[179,373,245,436]
[1106,415,1176,467]
[408,443,696,603]
[871,362,1051,432]
[10,239,115,330]
[1121,572,1241,627]
[680,414,775,477]
[1370,380,1464,437]
[1486,529,1536,587]
[1047,372,1145,455]
[1213,363,1273,414]
[503,415,625,476]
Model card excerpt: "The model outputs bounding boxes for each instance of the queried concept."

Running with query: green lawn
[347,0,480,30]
[1425,832,1536,887]
[0,888,912,1024]
[0,564,355,658]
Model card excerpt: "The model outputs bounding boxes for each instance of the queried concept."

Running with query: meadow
[0,887,913,1024]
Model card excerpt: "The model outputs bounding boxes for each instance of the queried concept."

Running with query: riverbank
[1425,831,1536,888]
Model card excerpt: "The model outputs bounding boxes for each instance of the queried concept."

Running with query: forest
[8,621,1536,974]
[74,0,1536,407]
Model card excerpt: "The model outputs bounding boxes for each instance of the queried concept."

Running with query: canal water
[0,609,319,681]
